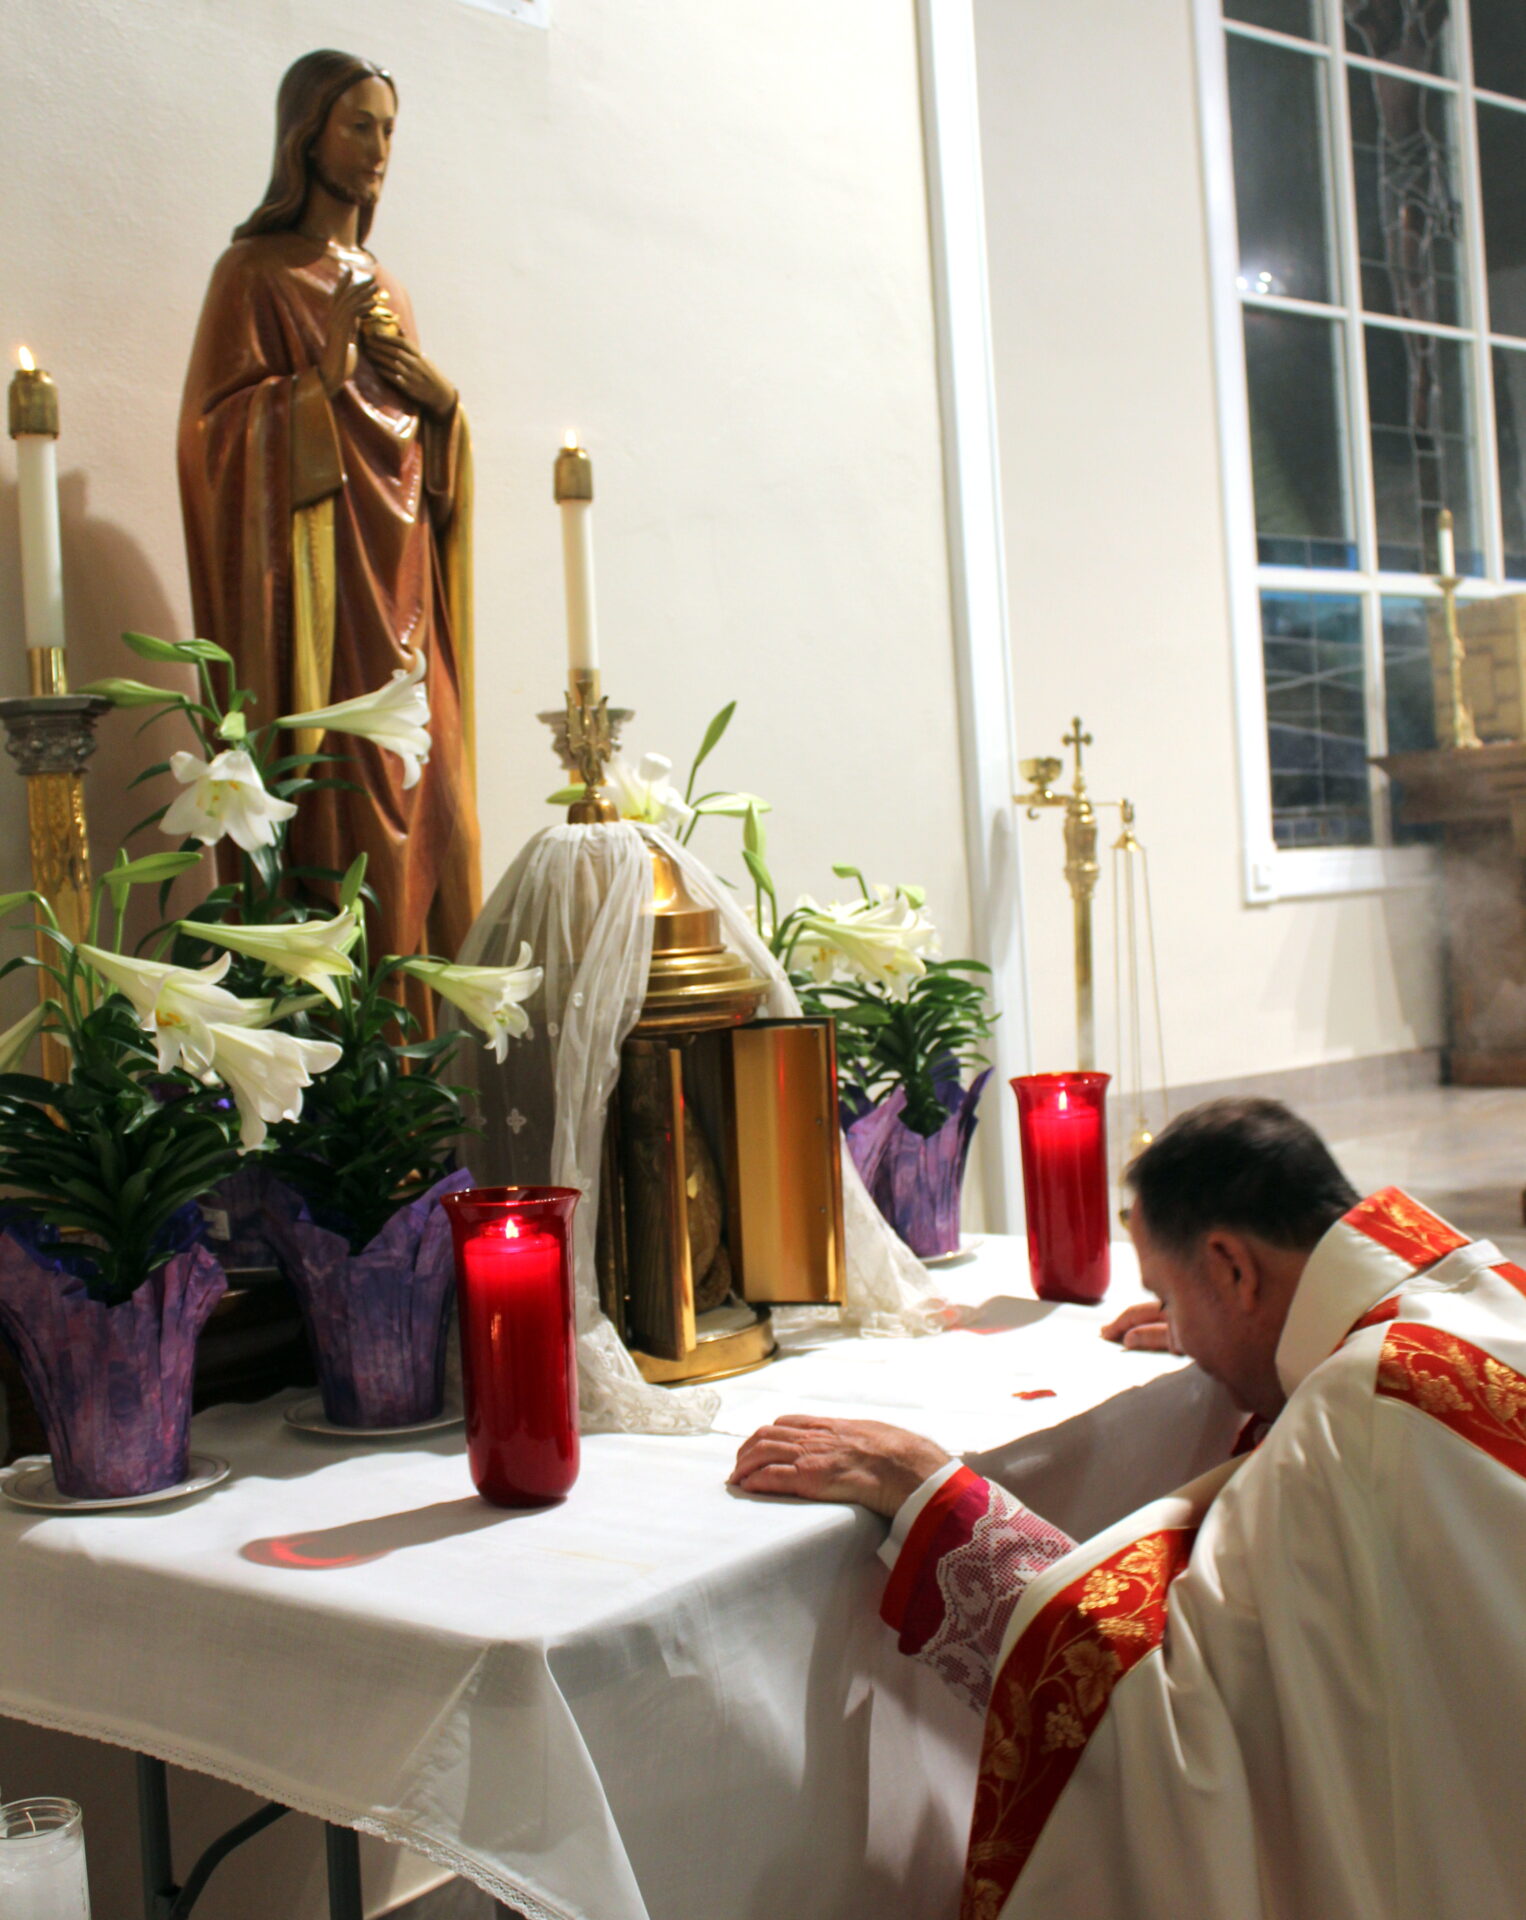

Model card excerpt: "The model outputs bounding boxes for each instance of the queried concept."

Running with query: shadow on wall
[0,469,202,1021]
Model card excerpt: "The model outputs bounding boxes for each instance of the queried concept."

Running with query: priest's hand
[362,331,458,419]
[728,1414,952,1518]
[1102,1300,1172,1351]
[319,268,377,397]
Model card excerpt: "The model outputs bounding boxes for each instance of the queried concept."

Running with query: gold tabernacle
[593,840,847,1385]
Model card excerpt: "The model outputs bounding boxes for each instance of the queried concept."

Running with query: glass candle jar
[0,1799,91,1919]
[441,1187,581,1507]
[1011,1073,1111,1305]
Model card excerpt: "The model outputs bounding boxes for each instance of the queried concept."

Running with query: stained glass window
[1220,0,1526,856]
[1262,593,1373,847]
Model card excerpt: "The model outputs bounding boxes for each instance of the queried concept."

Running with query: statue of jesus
[178,48,481,966]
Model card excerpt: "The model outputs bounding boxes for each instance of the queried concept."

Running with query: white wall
[0,0,971,995]
[0,2,965,1912]
[972,0,1442,1095]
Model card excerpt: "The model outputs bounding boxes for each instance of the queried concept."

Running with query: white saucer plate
[0,1453,231,1512]
[283,1395,464,1439]
[923,1236,985,1269]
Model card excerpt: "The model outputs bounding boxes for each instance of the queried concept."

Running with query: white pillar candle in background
[8,349,66,656]
[1437,509,1457,579]
[553,436,598,675]
[0,1799,91,1919]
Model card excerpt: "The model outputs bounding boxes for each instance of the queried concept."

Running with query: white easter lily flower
[789,892,938,1000]
[205,1023,343,1151]
[607,753,695,834]
[188,911,361,1008]
[403,942,543,1063]
[161,747,298,854]
[79,945,272,1077]
[279,653,431,789]
[0,1003,48,1074]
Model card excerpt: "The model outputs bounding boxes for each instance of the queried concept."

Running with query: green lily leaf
[121,630,234,668]
[77,677,182,710]
[102,849,204,903]
[339,853,369,912]
[547,785,587,806]
[690,701,736,780]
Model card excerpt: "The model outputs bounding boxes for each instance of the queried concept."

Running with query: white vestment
[953,1189,1526,1920]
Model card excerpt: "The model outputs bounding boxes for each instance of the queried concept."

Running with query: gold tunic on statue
[178,231,480,963]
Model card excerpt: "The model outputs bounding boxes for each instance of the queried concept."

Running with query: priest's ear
[1197,1230,1269,1315]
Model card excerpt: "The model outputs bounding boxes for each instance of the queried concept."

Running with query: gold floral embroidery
[1077,1568,1128,1611]
[1416,1374,1468,1416]
[1346,1188,1466,1266]
[1118,1537,1169,1580]
[963,1527,1197,1920]
[1062,1640,1122,1714]
[1042,1704,1086,1751]
[1482,1357,1526,1425]
[1376,1322,1526,1482]
[1095,1614,1151,1642]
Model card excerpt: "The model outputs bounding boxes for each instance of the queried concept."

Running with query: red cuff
[881,1465,990,1645]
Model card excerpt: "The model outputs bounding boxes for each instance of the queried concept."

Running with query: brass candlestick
[564,668,619,822]
[0,691,111,1079]
[1436,510,1480,750]
[1017,717,1132,1073]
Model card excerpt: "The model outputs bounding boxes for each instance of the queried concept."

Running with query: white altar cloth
[0,1237,1180,1920]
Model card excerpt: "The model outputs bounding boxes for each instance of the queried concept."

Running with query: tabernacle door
[727,1019,846,1304]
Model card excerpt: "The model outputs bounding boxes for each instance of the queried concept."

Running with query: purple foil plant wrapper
[200,1163,306,1272]
[269,1168,476,1429]
[0,1234,228,1497]
[844,1068,993,1261]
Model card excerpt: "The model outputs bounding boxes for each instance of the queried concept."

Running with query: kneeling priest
[731,1098,1526,1919]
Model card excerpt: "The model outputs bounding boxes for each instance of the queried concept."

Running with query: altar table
[0,1236,1181,1920]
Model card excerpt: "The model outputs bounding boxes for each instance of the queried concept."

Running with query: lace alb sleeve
[880,1466,1076,1715]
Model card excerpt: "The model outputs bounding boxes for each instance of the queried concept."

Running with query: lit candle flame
[563,430,579,449]
[17,345,36,373]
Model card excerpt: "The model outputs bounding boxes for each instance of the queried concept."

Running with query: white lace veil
[453,820,940,1435]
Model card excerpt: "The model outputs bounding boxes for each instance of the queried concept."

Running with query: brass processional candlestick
[2,356,109,1080]
[1016,718,1167,1169]
[1016,718,1113,1070]
[1437,508,1481,751]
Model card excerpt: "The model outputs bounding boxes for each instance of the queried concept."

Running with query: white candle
[554,436,598,675]
[1437,510,1456,580]
[0,1800,91,1920]
[8,349,65,657]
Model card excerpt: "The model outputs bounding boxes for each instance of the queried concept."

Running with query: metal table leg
[133,1751,290,1917]
[325,1823,364,1920]
[136,1756,175,1919]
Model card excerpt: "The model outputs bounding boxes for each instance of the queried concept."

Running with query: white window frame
[1193,0,1524,903]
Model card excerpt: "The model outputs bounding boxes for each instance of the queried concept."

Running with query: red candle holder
[1011,1073,1111,1305]
[441,1186,581,1507]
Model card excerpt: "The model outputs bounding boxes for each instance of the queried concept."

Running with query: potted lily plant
[0,851,343,1497]
[83,630,541,1430]
[552,704,996,1261]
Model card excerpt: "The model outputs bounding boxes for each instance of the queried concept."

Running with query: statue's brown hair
[233,49,396,245]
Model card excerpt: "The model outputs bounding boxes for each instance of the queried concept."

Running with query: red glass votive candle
[441,1186,581,1507]
[1011,1073,1111,1305]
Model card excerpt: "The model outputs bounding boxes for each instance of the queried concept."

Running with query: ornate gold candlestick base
[0,691,111,1080]
[563,667,619,822]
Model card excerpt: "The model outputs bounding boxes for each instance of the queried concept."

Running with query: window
[1207,0,1526,889]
